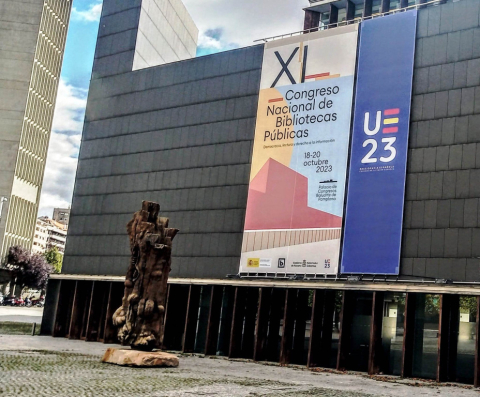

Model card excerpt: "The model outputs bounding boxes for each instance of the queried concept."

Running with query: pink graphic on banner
[245,159,342,230]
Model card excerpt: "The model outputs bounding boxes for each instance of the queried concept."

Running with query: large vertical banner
[341,11,417,275]
[239,26,358,275]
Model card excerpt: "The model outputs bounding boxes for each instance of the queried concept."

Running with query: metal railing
[254,0,446,43]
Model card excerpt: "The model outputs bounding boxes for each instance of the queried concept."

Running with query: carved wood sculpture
[112,201,179,351]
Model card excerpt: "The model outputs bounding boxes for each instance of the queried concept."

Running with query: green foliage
[460,296,478,320]
[43,246,63,274]
[425,294,440,317]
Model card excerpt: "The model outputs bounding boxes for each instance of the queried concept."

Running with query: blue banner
[341,11,417,275]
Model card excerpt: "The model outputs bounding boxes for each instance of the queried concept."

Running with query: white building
[52,208,70,227]
[32,217,67,255]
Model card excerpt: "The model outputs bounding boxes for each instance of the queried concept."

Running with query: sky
[38,0,307,217]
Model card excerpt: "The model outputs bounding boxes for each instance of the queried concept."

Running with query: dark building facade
[44,0,480,386]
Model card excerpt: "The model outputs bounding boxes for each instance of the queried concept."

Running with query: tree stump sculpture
[111,201,179,352]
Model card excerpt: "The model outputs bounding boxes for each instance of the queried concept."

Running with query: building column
[346,0,355,21]
[363,0,373,17]
[329,4,339,25]
[381,0,391,13]
[401,292,416,377]
[400,0,409,8]
[304,10,321,32]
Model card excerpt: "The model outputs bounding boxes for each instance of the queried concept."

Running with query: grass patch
[0,322,40,335]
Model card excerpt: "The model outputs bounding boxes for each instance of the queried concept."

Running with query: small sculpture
[112,201,179,351]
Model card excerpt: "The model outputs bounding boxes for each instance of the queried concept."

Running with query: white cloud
[38,79,86,217]
[72,2,102,22]
[51,79,87,133]
[198,31,224,50]
[183,0,307,51]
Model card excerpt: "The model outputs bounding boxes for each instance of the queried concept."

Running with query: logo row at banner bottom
[239,10,418,276]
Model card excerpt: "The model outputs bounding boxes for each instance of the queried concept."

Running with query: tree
[43,246,63,273]
[5,245,53,290]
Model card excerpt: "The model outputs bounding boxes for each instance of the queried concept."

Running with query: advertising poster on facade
[239,26,358,275]
[341,11,417,275]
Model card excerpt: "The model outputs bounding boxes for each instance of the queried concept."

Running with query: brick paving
[0,335,478,396]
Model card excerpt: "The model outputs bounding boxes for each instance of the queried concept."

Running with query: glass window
[372,0,382,14]
[390,0,401,11]
[194,286,211,353]
[320,13,330,29]
[412,294,440,380]
[381,292,406,375]
[456,296,477,384]
[354,5,363,18]
[345,291,373,372]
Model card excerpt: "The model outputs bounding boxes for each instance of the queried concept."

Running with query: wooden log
[205,286,224,356]
[113,201,179,351]
[368,291,384,375]
[254,288,272,361]
[182,285,201,353]
[401,292,416,378]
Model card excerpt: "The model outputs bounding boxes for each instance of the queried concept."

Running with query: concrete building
[0,0,72,260]
[43,0,480,387]
[32,217,49,255]
[32,216,67,255]
[52,207,70,227]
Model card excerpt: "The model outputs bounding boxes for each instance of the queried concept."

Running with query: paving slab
[0,335,478,397]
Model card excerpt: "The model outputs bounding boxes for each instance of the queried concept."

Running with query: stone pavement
[0,335,478,397]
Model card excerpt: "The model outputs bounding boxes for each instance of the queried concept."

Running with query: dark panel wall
[63,0,263,278]
[64,0,480,282]
[401,0,480,281]
[91,0,141,79]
